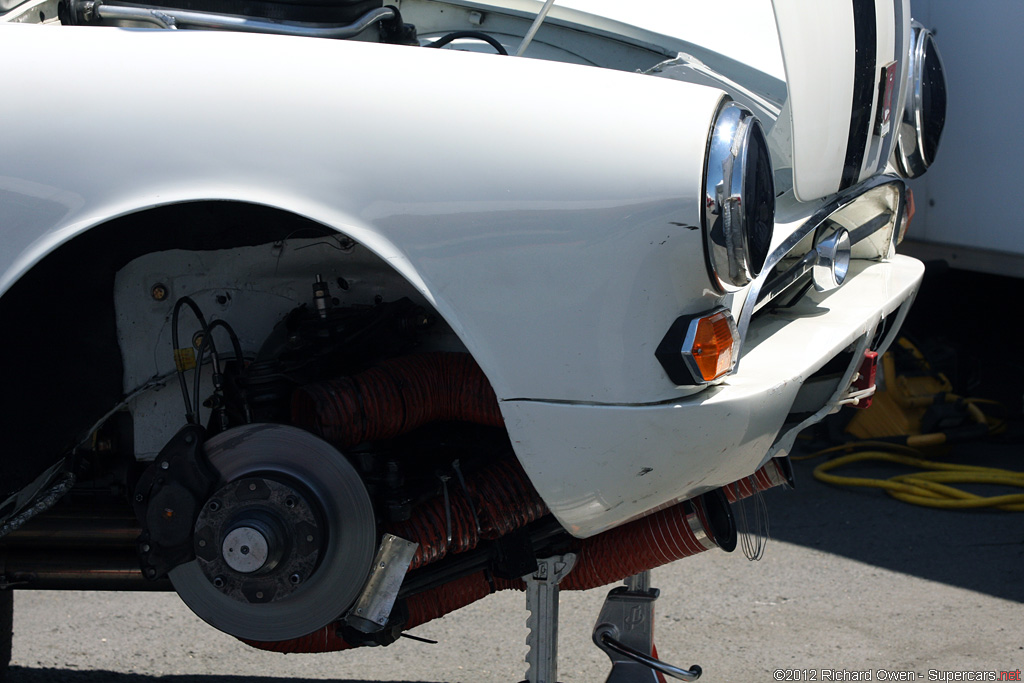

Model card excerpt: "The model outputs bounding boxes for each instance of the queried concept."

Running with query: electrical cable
[426,31,508,55]
[208,318,252,423]
[74,371,174,449]
[209,319,245,369]
[171,296,220,424]
[0,473,76,540]
[193,335,207,424]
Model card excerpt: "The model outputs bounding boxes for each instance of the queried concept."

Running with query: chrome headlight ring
[895,22,947,178]
[702,101,775,293]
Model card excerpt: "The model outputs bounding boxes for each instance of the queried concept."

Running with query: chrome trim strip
[733,175,906,369]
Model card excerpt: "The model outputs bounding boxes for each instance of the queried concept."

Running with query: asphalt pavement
[5,444,1022,683]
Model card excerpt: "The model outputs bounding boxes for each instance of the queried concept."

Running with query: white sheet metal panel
[771,0,856,202]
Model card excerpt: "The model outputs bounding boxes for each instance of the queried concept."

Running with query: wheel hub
[193,476,324,604]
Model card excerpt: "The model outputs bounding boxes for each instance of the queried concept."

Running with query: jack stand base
[592,572,702,682]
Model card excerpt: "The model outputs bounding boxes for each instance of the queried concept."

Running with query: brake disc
[169,424,376,641]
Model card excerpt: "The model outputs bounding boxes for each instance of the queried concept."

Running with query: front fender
[0,25,725,404]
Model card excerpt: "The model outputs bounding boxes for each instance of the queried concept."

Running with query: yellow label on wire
[174,347,197,372]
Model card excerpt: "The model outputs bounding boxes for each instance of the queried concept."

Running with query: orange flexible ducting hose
[247,354,791,654]
[291,352,505,448]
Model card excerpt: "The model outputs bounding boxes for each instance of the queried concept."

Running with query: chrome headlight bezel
[894,22,947,178]
[702,100,775,294]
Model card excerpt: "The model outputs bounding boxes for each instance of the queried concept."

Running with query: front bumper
[501,254,924,538]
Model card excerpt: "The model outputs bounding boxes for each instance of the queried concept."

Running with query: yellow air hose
[805,446,1024,511]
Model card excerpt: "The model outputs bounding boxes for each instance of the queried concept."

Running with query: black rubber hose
[427,31,508,55]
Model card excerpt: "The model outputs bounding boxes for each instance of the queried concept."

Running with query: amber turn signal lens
[690,310,738,382]
[655,306,740,386]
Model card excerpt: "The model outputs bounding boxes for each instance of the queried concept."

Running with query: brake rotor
[169,424,376,641]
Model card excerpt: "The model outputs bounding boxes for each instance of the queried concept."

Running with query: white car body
[0,0,942,669]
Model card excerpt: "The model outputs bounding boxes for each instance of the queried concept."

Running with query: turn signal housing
[656,307,740,385]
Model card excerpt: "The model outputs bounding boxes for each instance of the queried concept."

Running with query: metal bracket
[133,423,217,579]
[593,572,702,682]
[523,553,576,683]
[345,534,418,634]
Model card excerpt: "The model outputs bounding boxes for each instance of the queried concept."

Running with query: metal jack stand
[592,571,702,682]
[522,553,576,683]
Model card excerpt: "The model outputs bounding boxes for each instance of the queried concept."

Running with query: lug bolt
[213,576,226,588]
[209,501,220,512]
[289,573,302,585]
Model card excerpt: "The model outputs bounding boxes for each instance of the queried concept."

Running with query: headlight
[894,23,947,178]
[702,101,775,293]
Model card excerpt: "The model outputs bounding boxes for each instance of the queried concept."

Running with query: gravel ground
[5,453,1023,683]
